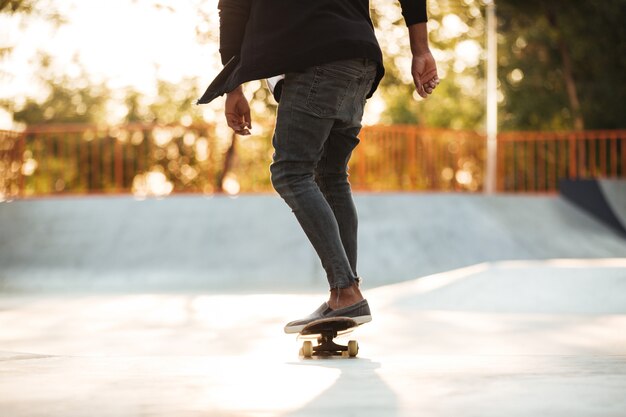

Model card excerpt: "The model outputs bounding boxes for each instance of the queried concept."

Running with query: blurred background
[1,0,624,200]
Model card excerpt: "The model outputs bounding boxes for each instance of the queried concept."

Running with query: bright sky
[0,0,221,127]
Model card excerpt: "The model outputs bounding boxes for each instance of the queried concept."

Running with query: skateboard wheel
[302,341,313,358]
[348,340,358,357]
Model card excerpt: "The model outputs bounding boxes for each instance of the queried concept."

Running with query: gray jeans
[270,58,377,290]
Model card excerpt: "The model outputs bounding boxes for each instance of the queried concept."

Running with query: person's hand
[225,86,252,135]
[412,51,440,98]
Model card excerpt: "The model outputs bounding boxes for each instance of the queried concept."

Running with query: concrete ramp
[560,178,626,236]
[1,193,625,292]
[600,179,626,227]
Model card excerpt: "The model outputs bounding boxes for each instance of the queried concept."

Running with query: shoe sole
[284,314,372,334]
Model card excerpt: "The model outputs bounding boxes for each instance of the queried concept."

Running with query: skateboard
[297,317,359,358]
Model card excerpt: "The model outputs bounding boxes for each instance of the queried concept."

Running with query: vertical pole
[485,1,498,193]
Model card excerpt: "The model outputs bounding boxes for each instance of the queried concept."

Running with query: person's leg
[273,58,377,332]
[314,129,360,277]
[314,125,364,308]
[314,60,377,309]
[270,65,359,291]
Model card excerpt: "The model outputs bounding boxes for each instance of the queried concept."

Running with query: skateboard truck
[298,317,359,358]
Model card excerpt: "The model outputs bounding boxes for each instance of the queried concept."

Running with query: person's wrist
[227,85,243,96]
[412,46,431,56]
[408,22,431,56]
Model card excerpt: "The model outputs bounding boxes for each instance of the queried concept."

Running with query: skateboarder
[203,0,438,333]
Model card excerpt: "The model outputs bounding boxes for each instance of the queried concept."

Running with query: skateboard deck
[297,317,359,358]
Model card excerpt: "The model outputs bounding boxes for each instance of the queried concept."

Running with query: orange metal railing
[1,124,625,199]
[497,130,626,192]
[1,122,273,198]
[13,123,223,196]
[354,127,626,193]
[354,126,486,192]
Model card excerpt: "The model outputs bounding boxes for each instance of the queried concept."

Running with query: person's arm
[217,0,252,65]
[225,85,251,135]
[397,0,439,98]
[218,0,252,135]
[409,22,439,98]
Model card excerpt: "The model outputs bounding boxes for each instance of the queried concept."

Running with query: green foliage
[374,0,625,130]
[4,54,108,125]
[124,78,206,125]
[379,84,420,125]
[372,0,487,129]
[497,0,626,130]
[417,76,485,129]
[10,80,110,125]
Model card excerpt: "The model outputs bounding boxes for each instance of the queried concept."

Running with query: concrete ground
[1,194,626,416]
[1,259,626,417]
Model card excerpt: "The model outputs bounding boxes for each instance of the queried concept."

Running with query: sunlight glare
[455,169,473,185]
[0,0,220,113]
[441,167,454,181]
[508,68,524,84]
[363,93,386,126]
[441,14,469,39]
[222,173,241,196]
[21,158,38,176]
[455,40,482,67]
[194,137,209,162]
[132,170,174,198]
[191,361,340,415]
[183,132,196,147]
[152,127,174,147]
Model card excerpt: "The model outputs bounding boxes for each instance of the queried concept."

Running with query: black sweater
[198,0,427,104]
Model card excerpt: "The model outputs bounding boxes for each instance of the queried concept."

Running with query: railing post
[484,0,498,194]
[609,132,618,177]
[115,138,123,192]
[408,128,417,189]
[568,134,577,179]
[496,133,505,191]
[18,132,26,198]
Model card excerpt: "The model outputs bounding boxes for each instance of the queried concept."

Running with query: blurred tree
[372,0,625,131]
[3,53,108,125]
[371,0,487,129]
[0,0,34,13]
[0,0,64,75]
[123,78,205,125]
[498,0,626,130]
